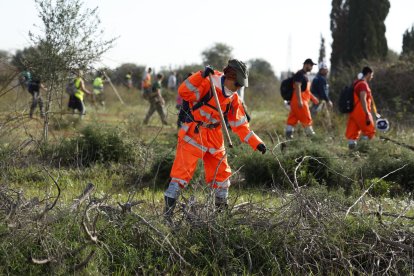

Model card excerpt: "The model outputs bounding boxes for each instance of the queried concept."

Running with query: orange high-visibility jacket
[177,70,263,154]
[141,73,151,89]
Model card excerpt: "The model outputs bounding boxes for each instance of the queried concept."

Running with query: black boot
[215,197,228,213]
[164,196,176,223]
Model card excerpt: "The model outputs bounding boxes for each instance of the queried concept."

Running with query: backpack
[338,80,363,113]
[280,76,294,101]
[65,79,77,96]
[179,90,215,123]
[178,90,250,127]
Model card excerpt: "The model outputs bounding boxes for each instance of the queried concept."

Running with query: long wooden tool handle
[103,71,125,105]
[208,75,233,148]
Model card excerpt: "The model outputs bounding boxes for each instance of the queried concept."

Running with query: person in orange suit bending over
[163,59,267,220]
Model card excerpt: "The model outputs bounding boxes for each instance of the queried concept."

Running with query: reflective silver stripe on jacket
[181,124,189,132]
[183,135,207,152]
[199,109,219,123]
[184,79,200,101]
[228,116,247,127]
[244,131,255,143]
[171,177,188,188]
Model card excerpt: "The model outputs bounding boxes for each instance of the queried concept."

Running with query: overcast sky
[1,0,413,75]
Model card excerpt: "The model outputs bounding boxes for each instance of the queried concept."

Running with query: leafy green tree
[110,63,145,88]
[402,26,414,57]
[0,50,14,86]
[25,0,116,141]
[11,46,39,71]
[246,58,278,105]
[201,42,233,70]
[247,58,277,86]
[318,35,326,63]
[0,50,10,63]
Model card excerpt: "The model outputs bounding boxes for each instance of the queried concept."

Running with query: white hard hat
[376,118,389,132]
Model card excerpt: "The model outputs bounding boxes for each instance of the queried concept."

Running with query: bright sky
[1,0,413,76]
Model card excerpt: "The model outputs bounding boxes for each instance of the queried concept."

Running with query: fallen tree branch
[132,211,190,267]
[71,183,95,211]
[31,256,55,265]
[73,250,95,272]
[345,165,407,217]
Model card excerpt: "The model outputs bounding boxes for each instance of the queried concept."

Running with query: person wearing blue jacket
[310,62,332,114]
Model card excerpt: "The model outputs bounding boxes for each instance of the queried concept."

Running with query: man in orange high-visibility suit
[285,59,319,139]
[164,59,267,219]
[345,66,376,149]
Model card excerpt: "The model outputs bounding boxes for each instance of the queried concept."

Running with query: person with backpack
[310,61,332,114]
[28,75,46,119]
[68,70,92,118]
[143,73,169,125]
[176,72,193,128]
[285,59,319,139]
[345,66,376,149]
[163,59,267,221]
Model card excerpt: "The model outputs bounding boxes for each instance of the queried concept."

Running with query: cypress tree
[402,26,414,57]
[330,0,349,73]
[318,35,326,63]
[330,0,389,72]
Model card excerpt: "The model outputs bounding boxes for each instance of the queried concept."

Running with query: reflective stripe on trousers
[183,135,223,154]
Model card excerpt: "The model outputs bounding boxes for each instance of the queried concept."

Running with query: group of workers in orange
[161,58,384,221]
[284,59,382,150]
[22,58,382,220]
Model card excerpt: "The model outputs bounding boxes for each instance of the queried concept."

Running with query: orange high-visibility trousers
[286,101,312,127]
[169,136,231,190]
[345,110,375,140]
[286,82,314,127]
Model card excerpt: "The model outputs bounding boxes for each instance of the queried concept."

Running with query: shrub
[232,141,347,190]
[362,145,414,193]
[43,125,134,167]
[365,178,391,197]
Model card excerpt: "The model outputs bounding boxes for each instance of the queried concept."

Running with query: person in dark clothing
[310,62,332,115]
[28,76,46,119]
[143,73,168,125]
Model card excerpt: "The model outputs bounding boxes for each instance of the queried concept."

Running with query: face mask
[223,86,235,97]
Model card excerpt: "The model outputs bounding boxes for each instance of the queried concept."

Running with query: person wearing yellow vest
[92,71,105,108]
[68,69,92,117]
[125,71,132,90]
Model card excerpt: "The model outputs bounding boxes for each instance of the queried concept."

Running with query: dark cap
[227,59,249,87]
[303,58,317,65]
